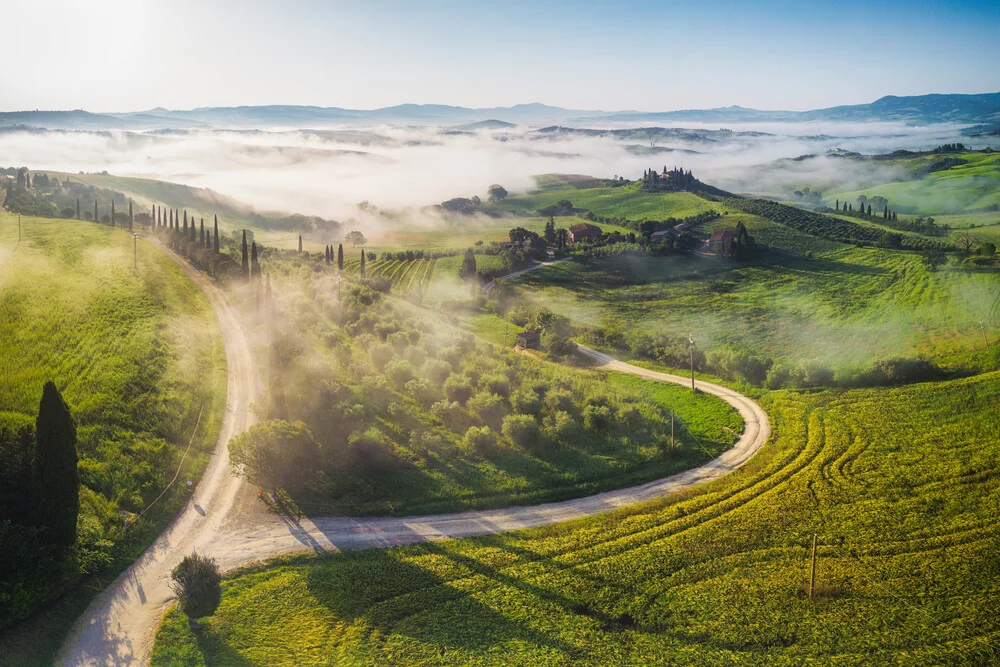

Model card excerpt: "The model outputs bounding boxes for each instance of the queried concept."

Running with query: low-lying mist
[0,120,975,224]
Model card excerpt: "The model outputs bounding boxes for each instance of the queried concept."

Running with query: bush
[548,336,578,358]
[510,388,542,416]
[385,359,415,388]
[369,343,394,370]
[460,426,499,455]
[854,357,945,387]
[480,373,511,398]
[404,378,436,406]
[501,414,540,448]
[583,404,612,431]
[170,554,222,628]
[430,400,466,428]
[423,359,453,386]
[543,410,577,441]
[346,427,396,473]
[467,391,507,428]
[443,374,473,405]
[545,388,575,414]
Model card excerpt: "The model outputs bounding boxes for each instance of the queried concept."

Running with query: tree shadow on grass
[192,629,256,667]
[303,549,575,655]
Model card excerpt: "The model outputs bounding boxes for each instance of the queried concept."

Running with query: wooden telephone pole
[808,533,818,600]
[688,335,696,391]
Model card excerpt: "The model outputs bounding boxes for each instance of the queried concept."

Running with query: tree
[459,248,477,283]
[876,231,902,249]
[76,197,80,219]
[360,248,366,277]
[955,232,981,253]
[345,230,367,247]
[298,235,303,253]
[544,217,556,245]
[200,219,205,246]
[213,215,220,252]
[228,420,319,496]
[111,200,116,227]
[509,227,532,244]
[555,228,568,250]
[241,230,250,282]
[33,381,79,557]
[170,554,221,630]
[337,243,344,271]
[921,249,947,271]
[487,184,508,202]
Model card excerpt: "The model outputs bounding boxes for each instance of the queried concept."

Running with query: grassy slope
[502,182,718,220]
[507,248,1000,370]
[152,371,1000,665]
[0,212,226,662]
[825,152,1000,215]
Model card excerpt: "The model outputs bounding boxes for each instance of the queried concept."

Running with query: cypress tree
[169,208,173,230]
[250,241,259,285]
[298,235,303,253]
[94,200,98,224]
[111,200,116,227]
[200,219,205,246]
[241,230,250,282]
[33,381,79,557]
[190,217,196,243]
[129,202,133,231]
[183,211,188,235]
[835,199,839,211]
[76,197,80,219]
[360,248,366,278]
[213,215,219,253]
[337,243,344,271]
[867,203,872,217]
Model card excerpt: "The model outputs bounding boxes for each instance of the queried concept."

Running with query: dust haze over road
[56,251,770,666]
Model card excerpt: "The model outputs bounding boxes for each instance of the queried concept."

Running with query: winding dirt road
[56,251,769,666]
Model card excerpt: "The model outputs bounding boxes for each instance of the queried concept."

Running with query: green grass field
[0,211,226,661]
[501,181,719,220]
[151,370,1000,665]
[826,152,1000,216]
[503,247,1000,371]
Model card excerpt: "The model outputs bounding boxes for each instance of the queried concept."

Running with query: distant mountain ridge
[2,92,998,130]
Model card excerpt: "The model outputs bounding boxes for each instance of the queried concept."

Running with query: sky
[2,0,999,113]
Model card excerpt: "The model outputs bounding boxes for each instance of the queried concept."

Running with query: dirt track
[56,251,769,666]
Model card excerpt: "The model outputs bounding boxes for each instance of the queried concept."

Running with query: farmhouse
[515,330,540,349]
[568,222,602,244]
[708,229,735,255]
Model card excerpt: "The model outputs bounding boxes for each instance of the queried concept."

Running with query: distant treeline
[725,198,949,252]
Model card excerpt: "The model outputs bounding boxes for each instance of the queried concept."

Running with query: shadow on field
[303,549,574,654]
[193,631,255,667]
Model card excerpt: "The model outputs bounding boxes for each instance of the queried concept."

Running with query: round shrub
[385,359,415,388]
[346,427,396,473]
[423,359,453,386]
[369,343,394,370]
[583,404,612,431]
[545,388,575,414]
[543,410,577,441]
[480,373,511,398]
[461,426,499,455]
[467,391,507,428]
[443,374,473,405]
[501,414,539,448]
[510,388,542,416]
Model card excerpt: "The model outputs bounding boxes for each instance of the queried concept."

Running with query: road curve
[56,250,769,666]
[55,244,260,667]
[209,344,769,568]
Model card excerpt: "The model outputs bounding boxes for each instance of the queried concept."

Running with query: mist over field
[0,120,974,221]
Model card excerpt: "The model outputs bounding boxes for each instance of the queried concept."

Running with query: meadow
[826,151,1000,216]
[501,247,1000,374]
[151,369,1000,665]
[0,212,226,659]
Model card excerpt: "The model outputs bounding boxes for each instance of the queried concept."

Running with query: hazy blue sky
[5,0,999,112]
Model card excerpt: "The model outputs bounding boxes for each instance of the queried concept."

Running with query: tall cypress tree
[33,381,79,557]
[337,243,344,271]
[250,241,259,286]
[94,200,98,224]
[298,235,303,253]
[169,208,173,230]
[241,230,250,282]
[360,248,366,278]
[111,200,116,227]
[200,219,205,246]
[76,197,80,219]
[213,215,219,253]
[129,202,133,231]
[183,210,188,235]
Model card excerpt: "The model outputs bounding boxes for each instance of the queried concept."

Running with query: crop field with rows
[151,370,1000,665]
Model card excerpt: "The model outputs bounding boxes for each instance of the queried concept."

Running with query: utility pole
[688,335,696,391]
[808,533,818,600]
[980,319,989,348]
